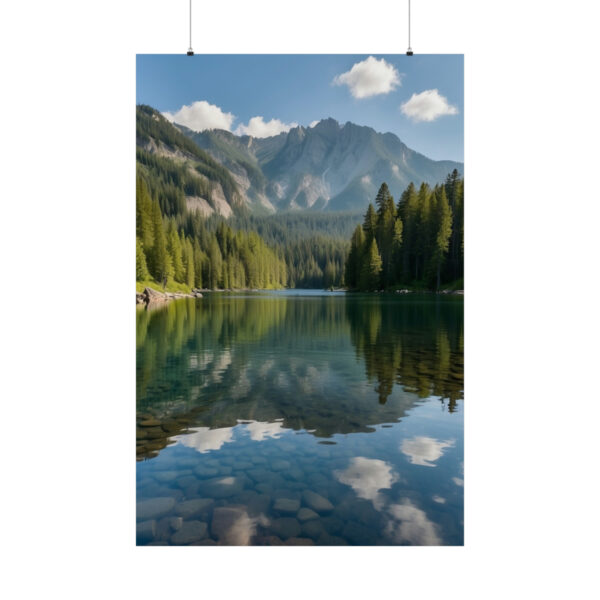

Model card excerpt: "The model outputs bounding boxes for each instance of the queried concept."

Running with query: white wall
[1,1,599,599]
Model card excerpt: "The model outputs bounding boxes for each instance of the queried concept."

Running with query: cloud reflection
[211,506,269,546]
[400,436,455,467]
[175,426,234,453]
[386,500,442,545]
[334,456,445,545]
[335,457,397,508]
[240,420,288,441]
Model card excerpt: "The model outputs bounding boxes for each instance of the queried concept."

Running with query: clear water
[136,291,464,545]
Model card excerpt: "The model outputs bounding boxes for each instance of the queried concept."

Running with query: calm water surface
[136,290,463,545]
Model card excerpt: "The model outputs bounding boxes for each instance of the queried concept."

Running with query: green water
[136,290,463,545]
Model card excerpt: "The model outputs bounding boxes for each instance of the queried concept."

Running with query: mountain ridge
[136,105,463,217]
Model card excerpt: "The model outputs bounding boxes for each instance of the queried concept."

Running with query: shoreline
[136,285,464,305]
[136,286,203,306]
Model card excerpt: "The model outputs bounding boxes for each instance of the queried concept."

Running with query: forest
[136,176,287,291]
[345,170,464,291]
[136,141,463,292]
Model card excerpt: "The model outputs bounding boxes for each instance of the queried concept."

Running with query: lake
[136,290,464,545]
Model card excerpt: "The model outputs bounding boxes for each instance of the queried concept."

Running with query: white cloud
[400,89,458,122]
[335,457,397,508]
[309,120,320,128]
[333,56,401,99]
[401,436,454,467]
[163,100,235,132]
[235,116,298,138]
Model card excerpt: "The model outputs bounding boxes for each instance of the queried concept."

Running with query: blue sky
[136,54,463,162]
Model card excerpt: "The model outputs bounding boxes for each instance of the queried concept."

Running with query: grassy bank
[136,279,192,294]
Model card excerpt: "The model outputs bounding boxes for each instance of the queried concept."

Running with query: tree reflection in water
[136,293,463,460]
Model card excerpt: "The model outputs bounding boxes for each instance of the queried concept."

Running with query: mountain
[136,105,244,218]
[181,118,462,212]
[136,105,463,217]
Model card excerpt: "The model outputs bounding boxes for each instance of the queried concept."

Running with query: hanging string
[407,0,413,55]
[187,0,194,55]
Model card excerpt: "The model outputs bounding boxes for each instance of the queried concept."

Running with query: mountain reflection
[136,293,463,460]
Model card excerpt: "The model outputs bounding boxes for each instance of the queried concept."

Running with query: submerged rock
[137,497,176,520]
[174,475,198,490]
[171,520,208,544]
[302,490,334,513]
[271,459,291,471]
[342,521,375,545]
[273,498,301,514]
[270,517,301,540]
[194,465,219,478]
[202,476,244,498]
[297,507,319,522]
[153,471,178,483]
[301,519,325,540]
[136,520,156,544]
[320,516,344,535]
[175,498,214,520]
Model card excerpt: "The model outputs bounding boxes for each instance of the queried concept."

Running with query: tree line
[345,170,463,291]
[136,176,287,290]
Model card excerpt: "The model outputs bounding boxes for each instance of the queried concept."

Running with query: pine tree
[359,238,383,290]
[184,238,195,289]
[375,183,397,288]
[414,183,432,280]
[193,238,204,289]
[149,200,172,287]
[397,182,419,283]
[207,236,222,289]
[345,224,366,289]
[166,221,185,282]
[136,176,154,253]
[445,169,463,282]
[136,236,150,282]
[431,185,453,289]
[362,203,377,242]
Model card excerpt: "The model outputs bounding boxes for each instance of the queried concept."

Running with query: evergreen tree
[136,177,154,253]
[431,185,453,289]
[207,236,222,289]
[397,182,419,282]
[344,173,463,292]
[136,237,150,282]
[363,203,377,242]
[149,200,172,287]
[444,169,463,282]
[374,183,397,287]
[167,221,185,282]
[184,238,195,288]
[359,238,383,291]
[392,217,404,281]
[415,183,432,280]
[345,224,366,289]
[193,239,204,289]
